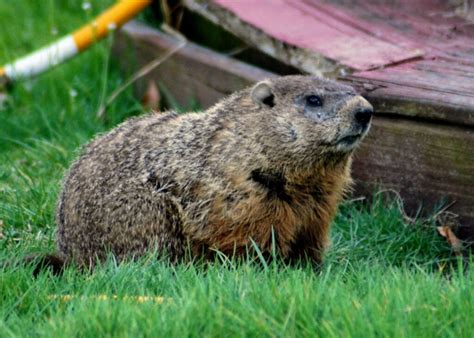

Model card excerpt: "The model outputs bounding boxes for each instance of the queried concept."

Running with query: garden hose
[0,0,152,85]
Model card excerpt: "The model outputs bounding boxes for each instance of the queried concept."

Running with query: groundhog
[43,75,373,270]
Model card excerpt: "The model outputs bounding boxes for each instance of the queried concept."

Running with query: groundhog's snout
[347,96,373,131]
[334,96,373,150]
[354,106,373,129]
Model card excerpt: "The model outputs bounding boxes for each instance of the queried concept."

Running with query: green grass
[0,1,472,337]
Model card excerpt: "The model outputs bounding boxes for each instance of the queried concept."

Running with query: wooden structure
[112,0,474,237]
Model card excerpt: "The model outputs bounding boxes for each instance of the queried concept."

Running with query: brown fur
[54,75,372,267]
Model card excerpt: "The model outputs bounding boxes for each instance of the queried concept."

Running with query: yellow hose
[0,0,152,84]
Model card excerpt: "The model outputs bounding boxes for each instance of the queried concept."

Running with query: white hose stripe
[4,35,78,80]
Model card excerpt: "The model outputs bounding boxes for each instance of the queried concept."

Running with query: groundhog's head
[249,75,373,154]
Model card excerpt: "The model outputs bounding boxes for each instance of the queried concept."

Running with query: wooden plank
[324,0,474,63]
[343,59,474,126]
[112,21,275,108]
[210,0,422,70]
[353,115,474,225]
[183,0,426,74]
[183,0,346,76]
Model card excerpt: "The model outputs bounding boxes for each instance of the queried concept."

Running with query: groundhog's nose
[354,107,373,127]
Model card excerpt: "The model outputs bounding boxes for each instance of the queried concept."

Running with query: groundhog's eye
[306,95,323,107]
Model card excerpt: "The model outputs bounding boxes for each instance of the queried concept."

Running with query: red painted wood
[213,0,422,70]
[320,0,474,63]
[214,0,474,66]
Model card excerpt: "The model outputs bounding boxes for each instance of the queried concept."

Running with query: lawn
[0,1,472,337]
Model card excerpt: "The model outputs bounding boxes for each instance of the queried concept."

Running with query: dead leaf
[141,80,161,111]
[437,225,463,256]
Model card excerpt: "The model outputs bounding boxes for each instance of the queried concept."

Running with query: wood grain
[352,116,474,223]
[343,60,474,127]
[112,21,275,109]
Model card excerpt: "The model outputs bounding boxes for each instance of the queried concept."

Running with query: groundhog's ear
[251,81,275,108]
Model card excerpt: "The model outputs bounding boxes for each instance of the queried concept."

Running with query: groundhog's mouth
[332,132,365,152]
[336,133,362,146]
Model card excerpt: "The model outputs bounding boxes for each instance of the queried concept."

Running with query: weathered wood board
[354,116,474,222]
[194,0,423,70]
[346,60,474,126]
[112,21,274,109]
